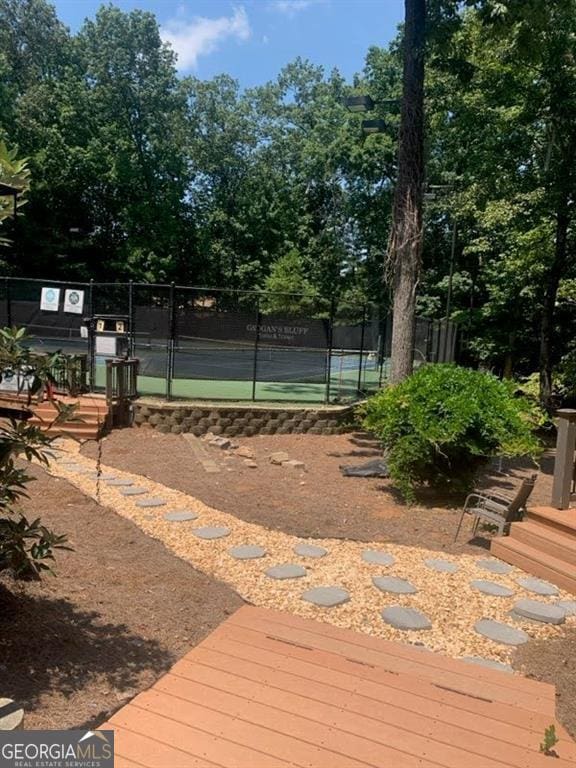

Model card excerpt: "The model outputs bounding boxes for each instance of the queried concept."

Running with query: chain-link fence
[0,276,458,403]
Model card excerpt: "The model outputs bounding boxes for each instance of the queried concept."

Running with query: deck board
[103,605,575,767]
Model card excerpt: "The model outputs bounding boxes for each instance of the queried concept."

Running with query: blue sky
[51,0,404,87]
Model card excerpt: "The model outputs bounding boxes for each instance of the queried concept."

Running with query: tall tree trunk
[388,0,426,384]
[539,189,569,411]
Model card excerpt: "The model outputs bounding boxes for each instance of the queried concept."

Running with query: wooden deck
[101,605,575,768]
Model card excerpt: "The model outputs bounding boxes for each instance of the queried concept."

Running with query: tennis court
[1,277,456,403]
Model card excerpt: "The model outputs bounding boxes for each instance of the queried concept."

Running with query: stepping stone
[476,559,513,575]
[516,577,559,596]
[470,579,515,597]
[294,543,328,558]
[229,545,267,560]
[511,599,565,625]
[60,463,82,470]
[474,618,529,646]
[557,600,576,616]
[0,698,24,731]
[119,486,148,496]
[362,550,395,567]
[462,657,513,674]
[425,558,458,574]
[193,526,231,540]
[302,587,350,607]
[164,510,198,522]
[266,564,307,580]
[93,473,117,481]
[373,576,417,595]
[381,606,432,631]
[136,498,167,508]
[106,478,133,487]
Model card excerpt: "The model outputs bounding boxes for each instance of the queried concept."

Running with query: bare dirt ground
[0,467,243,730]
[82,428,548,554]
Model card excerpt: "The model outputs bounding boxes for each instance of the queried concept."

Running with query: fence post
[325,297,335,404]
[251,297,261,402]
[128,280,135,357]
[166,282,176,401]
[434,320,442,363]
[551,409,576,509]
[5,277,11,328]
[88,279,95,390]
[356,303,367,398]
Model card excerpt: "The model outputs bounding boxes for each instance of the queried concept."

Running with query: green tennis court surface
[95,361,385,403]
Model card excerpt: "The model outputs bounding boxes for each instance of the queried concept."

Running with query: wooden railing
[105,358,139,427]
[47,353,88,396]
[551,408,576,509]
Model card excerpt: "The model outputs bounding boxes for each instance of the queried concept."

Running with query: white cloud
[161,6,251,70]
[270,0,324,16]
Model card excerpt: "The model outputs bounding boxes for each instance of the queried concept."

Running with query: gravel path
[48,439,575,664]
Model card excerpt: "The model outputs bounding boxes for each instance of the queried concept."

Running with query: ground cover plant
[363,364,543,501]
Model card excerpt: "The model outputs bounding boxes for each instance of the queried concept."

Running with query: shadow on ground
[0,585,174,726]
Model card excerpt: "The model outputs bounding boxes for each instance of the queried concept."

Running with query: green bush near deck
[363,364,543,502]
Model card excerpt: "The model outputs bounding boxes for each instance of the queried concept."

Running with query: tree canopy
[1,0,576,398]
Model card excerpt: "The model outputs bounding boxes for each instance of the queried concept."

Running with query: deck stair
[0,393,109,440]
[491,506,576,595]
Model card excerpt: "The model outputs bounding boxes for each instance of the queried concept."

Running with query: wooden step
[42,425,101,440]
[29,412,106,426]
[33,404,109,417]
[510,520,576,567]
[491,537,576,595]
[527,506,576,535]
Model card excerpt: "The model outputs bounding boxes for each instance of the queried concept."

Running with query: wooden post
[551,408,576,509]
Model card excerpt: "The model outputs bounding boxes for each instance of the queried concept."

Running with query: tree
[388,0,427,383]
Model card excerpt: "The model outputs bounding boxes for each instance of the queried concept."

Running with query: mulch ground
[82,428,547,554]
[80,428,576,738]
[0,467,243,731]
[513,628,576,740]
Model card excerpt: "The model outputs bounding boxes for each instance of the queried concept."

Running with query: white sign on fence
[64,289,84,314]
[95,335,117,356]
[40,287,60,312]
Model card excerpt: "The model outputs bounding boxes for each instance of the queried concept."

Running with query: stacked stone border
[133,398,358,437]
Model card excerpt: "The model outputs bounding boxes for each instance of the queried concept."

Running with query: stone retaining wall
[133,400,357,436]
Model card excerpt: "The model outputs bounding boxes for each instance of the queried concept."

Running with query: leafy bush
[0,328,71,578]
[363,364,543,502]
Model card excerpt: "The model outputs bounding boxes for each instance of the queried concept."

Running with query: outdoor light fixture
[361,118,386,135]
[344,94,376,113]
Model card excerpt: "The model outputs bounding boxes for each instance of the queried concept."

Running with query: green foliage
[260,250,318,315]
[363,364,542,501]
[0,327,71,579]
[539,724,559,757]
[0,139,30,250]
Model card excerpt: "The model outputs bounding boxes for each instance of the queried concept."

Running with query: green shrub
[363,364,543,502]
[0,328,72,578]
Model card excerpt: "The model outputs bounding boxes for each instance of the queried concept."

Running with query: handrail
[105,358,139,428]
[551,408,576,509]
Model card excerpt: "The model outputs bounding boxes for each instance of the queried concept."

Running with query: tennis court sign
[64,289,84,314]
[40,287,60,312]
[246,320,328,346]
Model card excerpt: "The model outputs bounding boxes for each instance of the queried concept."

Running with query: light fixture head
[361,118,386,135]
[344,94,375,113]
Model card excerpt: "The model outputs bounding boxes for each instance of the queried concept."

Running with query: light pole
[423,184,457,361]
